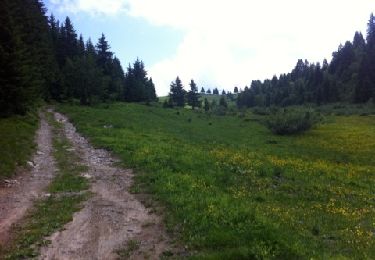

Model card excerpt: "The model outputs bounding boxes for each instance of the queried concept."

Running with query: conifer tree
[353,31,366,49]
[78,34,85,56]
[169,76,185,107]
[124,59,156,102]
[96,33,113,71]
[63,17,78,60]
[187,79,200,109]
[356,13,375,102]
[0,0,58,115]
[86,38,96,55]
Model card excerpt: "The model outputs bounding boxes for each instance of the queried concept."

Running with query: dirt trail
[0,113,56,245]
[39,112,172,259]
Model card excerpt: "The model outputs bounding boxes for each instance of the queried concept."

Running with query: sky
[46,0,374,96]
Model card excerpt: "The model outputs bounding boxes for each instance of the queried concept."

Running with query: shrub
[252,107,270,115]
[252,106,278,116]
[266,108,322,135]
[212,106,227,116]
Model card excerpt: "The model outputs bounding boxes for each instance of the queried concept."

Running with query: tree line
[2,1,374,117]
[0,0,156,117]
[166,76,231,112]
[199,87,231,95]
[237,13,375,108]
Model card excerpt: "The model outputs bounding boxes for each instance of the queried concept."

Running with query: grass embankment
[0,113,39,179]
[58,103,375,259]
[4,112,89,259]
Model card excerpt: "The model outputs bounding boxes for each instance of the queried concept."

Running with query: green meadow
[58,103,375,259]
[0,113,39,179]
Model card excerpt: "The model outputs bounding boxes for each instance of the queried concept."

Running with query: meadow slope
[58,103,375,259]
[0,113,38,179]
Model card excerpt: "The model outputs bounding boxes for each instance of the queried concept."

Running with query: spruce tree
[124,59,156,102]
[0,0,58,115]
[353,31,366,49]
[356,13,375,102]
[187,79,200,109]
[169,76,185,107]
[96,33,113,70]
[63,17,78,60]
[78,34,85,56]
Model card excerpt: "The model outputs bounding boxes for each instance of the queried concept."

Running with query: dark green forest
[237,14,375,108]
[0,0,156,117]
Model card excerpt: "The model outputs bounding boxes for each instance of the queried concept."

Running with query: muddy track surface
[39,112,172,260]
[0,113,56,245]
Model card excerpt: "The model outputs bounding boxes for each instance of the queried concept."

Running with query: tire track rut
[0,113,56,246]
[40,112,172,259]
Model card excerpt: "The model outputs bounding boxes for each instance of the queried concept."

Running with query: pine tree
[356,13,375,102]
[0,0,136,113]
[96,33,113,70]
[63,54,104,105]
[108,57,125,100]
[187,79,200,109]
[124,59,156,102]
[78,34,85,56]
[169,76,185,107]
[0,0,30,115]
[367,13,375,41]
[48,14,59,50]
[353,31,366,49]
[146,78,157,101]
[63,17,78,59]
[0,0,58,116]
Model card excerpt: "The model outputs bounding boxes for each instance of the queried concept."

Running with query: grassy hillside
[159,93,238,109]
[58,103,375,258]
[0,113,39,179]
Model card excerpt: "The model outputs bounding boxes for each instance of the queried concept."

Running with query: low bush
[266,108,322,135]
[252,107,271,115]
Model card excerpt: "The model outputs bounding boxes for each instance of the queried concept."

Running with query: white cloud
[49,0,375,96]
[125,0,374,95]
[49,0,127,15]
